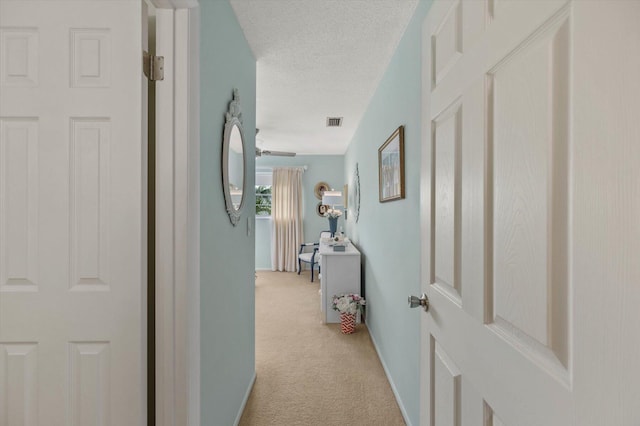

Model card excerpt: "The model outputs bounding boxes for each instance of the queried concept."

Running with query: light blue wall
[344,1,431,425]
[254,215,272,270]
[255,155,344,270]
[200,1,256,425]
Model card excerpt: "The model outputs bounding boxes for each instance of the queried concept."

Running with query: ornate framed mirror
[350,163,361,223]
[222,89,246,226]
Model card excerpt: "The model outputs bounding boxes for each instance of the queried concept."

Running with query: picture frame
[343,184,348,210]
[378,126,405,202]
[316,202,330,217]
[314,181,330,200]
[342,184,348,220]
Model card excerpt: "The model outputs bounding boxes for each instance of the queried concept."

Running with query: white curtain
[271,167,304,271]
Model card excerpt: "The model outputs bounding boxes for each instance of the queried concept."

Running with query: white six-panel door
[0,1,145,424]
[420,1,640,425]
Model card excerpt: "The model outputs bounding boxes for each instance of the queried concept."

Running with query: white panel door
[0,1,145,424]
[419,1,640,425]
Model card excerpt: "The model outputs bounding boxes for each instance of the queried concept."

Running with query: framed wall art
[314,181,330,200]
[378,126,405,202]
[316,202,330,217]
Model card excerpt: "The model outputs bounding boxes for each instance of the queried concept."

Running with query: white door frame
[150,1,200,425]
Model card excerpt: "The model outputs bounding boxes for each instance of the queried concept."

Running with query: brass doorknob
[408,293,429,312]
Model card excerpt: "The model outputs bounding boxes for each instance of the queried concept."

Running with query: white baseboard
[255,267,272,271]
[233,371,256,426]
[366,320,414,426]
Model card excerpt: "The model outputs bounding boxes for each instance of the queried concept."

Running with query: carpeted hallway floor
[239,271,405,426]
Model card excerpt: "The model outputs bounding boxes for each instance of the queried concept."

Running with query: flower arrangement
[323,208,343,219]
[331,293,366,315]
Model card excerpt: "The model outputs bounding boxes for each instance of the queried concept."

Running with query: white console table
[319,239,361,323]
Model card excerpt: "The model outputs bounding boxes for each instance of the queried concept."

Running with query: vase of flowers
[324,208,342,237]
[331,293,366,334]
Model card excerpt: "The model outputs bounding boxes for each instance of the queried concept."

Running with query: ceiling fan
[255,129,297,157]
[255,147,296,157]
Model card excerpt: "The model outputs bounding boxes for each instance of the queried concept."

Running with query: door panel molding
[485,7,571,372]
[0,117,39,291]
[0,342,38,424]
[69,117,111,291]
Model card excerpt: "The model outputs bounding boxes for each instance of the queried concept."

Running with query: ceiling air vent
[326,117,343,127]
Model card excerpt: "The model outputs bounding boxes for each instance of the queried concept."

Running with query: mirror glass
[228,124,244,210]
[222,89,246,226]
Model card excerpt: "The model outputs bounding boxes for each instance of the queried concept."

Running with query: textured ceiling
[230,0,419,155]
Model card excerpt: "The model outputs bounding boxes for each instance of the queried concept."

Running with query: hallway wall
[344,1,432,424]
[200,1,257,424]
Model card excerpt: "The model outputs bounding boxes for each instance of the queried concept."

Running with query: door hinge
[143,51,164,81]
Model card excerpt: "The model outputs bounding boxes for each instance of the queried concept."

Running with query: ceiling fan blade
[262,150,296,157]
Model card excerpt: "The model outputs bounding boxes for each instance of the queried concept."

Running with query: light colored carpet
[239,271,406,426]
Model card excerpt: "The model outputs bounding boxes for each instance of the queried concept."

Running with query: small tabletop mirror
[222,89,246,226]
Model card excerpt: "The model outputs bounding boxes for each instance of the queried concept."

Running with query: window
[256,185,272,216]
[256,171,272,216]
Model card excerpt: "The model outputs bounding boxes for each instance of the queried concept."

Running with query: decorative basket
[340,312,356,334]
